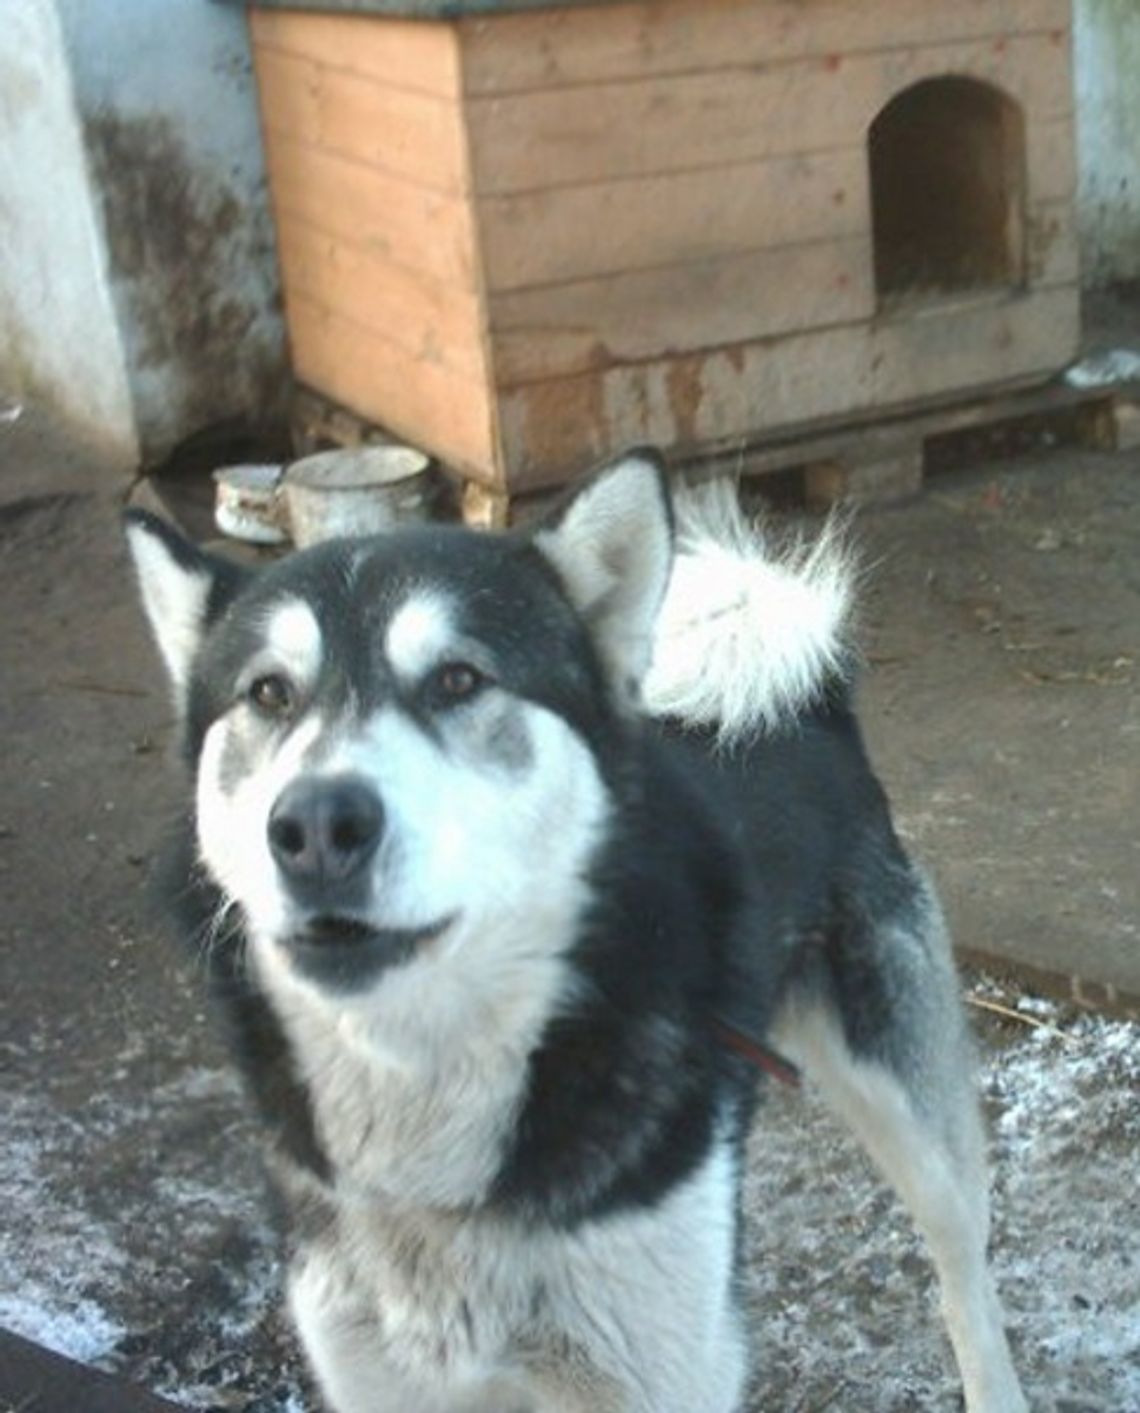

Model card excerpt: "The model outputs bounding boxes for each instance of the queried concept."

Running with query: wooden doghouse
[244,0,1079,513]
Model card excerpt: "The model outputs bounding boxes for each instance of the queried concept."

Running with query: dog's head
[127,452,671,1012]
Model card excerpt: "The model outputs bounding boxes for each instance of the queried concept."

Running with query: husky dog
[126,452,1026,1413]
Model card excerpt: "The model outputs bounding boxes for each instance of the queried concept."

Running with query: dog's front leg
[288,1251,476,1413]
[288,1253,549,1413]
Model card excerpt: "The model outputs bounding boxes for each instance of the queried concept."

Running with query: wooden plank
[275,217,489,385]
[868,285,1080,406]
[467,34,1073,195]
[287,294,500,481]
[804,446,924,506]
[1074,399,1120,451]
[259,131,479,289]
[459,0,1073,97]
[686,374,1073,478]
[489,237,874,385]
[493,372,614,488]
[0,1329,182,1413]
[675,375,1123,503]
[477,149,868,293]
[250,7,461,99]
[1110,399,1140,453]
[496,285,1080,488]
[252,44,469,194]
[461,481,511,529]
[471,82,1078,302]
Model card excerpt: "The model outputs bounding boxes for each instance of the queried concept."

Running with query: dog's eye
[248,673,295,717]
[430,661,486,706]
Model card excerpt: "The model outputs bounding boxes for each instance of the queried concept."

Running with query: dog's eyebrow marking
[263,598,323,684]
[385,593,455,681]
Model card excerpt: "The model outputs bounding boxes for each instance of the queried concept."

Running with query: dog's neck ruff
[643,483,854,745]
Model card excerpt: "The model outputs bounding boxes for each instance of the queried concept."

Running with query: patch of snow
[0,1296,124,1367]
[0,1094,129,1363]
[2,1002,1136,1410]
[1064,348,1140,388]
[1014,993,1063,1018]
[739,1003,1140,1410]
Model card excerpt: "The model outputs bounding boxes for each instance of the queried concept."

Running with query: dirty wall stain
[83,110,284,459]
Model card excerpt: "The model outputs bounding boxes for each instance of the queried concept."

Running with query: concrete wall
[0,0,136,465]
[1074,0,1140,286]
[56,0,287,461]
[1,0,286,469]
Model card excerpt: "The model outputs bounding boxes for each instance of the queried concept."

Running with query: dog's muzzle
[266,773,452,989]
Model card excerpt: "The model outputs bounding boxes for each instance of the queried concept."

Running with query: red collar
[713,1018,801,1087]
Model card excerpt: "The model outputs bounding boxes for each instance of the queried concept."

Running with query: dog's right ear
[124,509,244,698]
[532,449,673,698]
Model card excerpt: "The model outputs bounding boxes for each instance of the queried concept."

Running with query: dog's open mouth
[283,914,454,989]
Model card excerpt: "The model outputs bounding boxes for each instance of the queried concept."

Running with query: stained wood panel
[489,238,874,385]
[497,285,1081,486]
[466,34,1073,195]
[459,0,1072,97]
[477,149,869,293]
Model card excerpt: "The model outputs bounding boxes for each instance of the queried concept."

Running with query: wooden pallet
[682,377,1140,509]
[291,377,1140,526]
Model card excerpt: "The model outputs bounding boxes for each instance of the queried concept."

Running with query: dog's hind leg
[771,892,1027,1413]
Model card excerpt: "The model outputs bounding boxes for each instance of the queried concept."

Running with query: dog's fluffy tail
[643,481,856,745]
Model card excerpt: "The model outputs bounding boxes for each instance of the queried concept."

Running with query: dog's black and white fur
[127,453,1027,1412]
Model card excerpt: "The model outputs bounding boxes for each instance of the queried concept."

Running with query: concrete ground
[0,397,1137,1410]
[857,441,1140,1011]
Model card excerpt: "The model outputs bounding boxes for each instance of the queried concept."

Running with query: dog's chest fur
[257,932,576,1209]
[280,1124,741,1411]
[262,931,744,1409]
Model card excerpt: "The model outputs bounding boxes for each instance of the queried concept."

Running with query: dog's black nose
[268,775,384,886]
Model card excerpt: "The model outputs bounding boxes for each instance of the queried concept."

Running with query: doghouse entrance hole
[870,77,1027,305]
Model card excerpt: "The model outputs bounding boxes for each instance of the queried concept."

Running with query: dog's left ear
[124,509,246,702]
[533,449,673,695]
